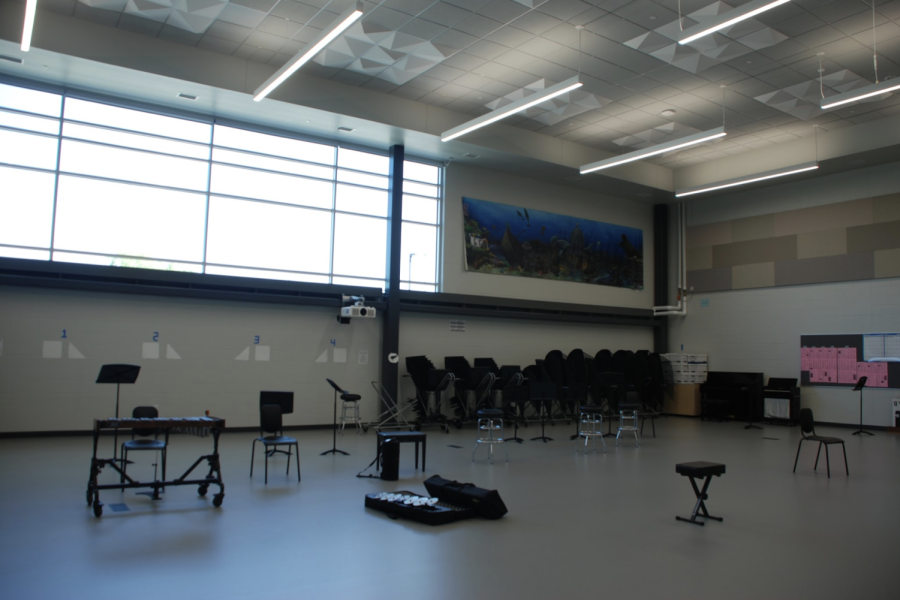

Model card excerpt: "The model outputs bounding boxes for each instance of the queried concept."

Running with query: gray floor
[1,417,897,600]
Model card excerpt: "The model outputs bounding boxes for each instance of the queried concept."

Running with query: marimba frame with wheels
[86,416,226,517]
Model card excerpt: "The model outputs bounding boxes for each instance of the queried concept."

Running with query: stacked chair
[565,349,592,439]
[444,356,473,425]
[405,355,454,433]
[542,350,569,423]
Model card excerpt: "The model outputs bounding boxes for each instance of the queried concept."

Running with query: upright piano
[762,378,800,425]
[700,372,764,423]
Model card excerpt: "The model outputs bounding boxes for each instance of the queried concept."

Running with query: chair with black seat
[793,408,848,478]
[121,405,167,486]
[543,350,568,422]
[251,404,300,483]
[617,390,641,448]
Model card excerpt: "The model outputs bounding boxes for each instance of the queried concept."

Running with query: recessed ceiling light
[463,153,480,159]
[338,126,355,132]
[177,93,198,100]
[661,109,676,117]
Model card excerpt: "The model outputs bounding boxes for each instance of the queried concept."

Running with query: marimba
[86,416,226,517]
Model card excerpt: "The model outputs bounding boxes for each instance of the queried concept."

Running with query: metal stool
[617,403,641,447]
[472,409,507,464]
[576,405,606,453]
[340,395,364,434]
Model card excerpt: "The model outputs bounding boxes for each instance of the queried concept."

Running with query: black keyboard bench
[675,461,725,526]
[376,431,427,471]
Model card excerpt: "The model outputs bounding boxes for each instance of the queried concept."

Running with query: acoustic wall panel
[796,227,847,260]
[775,252,875,287]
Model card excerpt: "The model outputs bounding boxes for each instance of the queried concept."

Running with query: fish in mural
[618,234,637,258]
[571,224,584,256]
[501,224,524,267]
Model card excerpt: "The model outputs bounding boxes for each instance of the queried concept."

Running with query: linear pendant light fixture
[580,126,726,175]
[820,78,900,109]
[678,0,791,45]
[821,2,898,109]
[675,161,818,197]
[441,76,583,142]
[253,2,363,102]
[21,0,38,52]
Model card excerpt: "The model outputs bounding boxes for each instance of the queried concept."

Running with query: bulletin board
[800,333,900,388]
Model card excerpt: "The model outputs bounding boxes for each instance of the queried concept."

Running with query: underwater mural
[462,197,644,290]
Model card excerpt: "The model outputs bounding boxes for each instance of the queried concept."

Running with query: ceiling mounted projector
[341,305,376,318]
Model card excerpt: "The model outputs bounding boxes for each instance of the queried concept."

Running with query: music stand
[851,376,873,436]
[529,382,556,443]
[96,364,141,464]
[322,379,351,456]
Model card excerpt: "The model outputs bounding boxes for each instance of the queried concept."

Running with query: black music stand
[96,364,141,464]
[851,376,873,436]
[322,379,351,456]
[529,382,556,443]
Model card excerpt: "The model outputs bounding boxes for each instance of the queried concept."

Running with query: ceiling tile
[584,13,648,44]
[218,3,267,29]
[426,63,469,81]
[206,20,254,43]
[455,14,504,37]
[537,0,593,22]
[478,0,531,22]
[466,39,509,59]
[432,28,481,49]
[245,30,288,52]
[231,0,279,11]
[513,10,563,35]
[485,26,535,48]
[382,0,440,17]
[517,36,565,57]
[444,0,493,11]
[441,51,488,70]
[399,19,449,40]
[420,1,473,27]
[793,25,848,51]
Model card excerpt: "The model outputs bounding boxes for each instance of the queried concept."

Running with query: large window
[0,81,442,290]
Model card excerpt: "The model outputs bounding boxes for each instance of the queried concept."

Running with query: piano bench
[675,461,725,526]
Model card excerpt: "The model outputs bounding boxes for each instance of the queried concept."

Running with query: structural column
[381,145,404,406]
[653,203,669,354]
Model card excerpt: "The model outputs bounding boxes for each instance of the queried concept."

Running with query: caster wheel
[212,493,224,508]
[198,484,209,496]
[93,501,103,517]
[362,426,369,433]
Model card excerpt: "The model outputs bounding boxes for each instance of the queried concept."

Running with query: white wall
[0,286,382,433]
[443,163,655,308]
[669,163,900,426]
[0,154,660,434]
